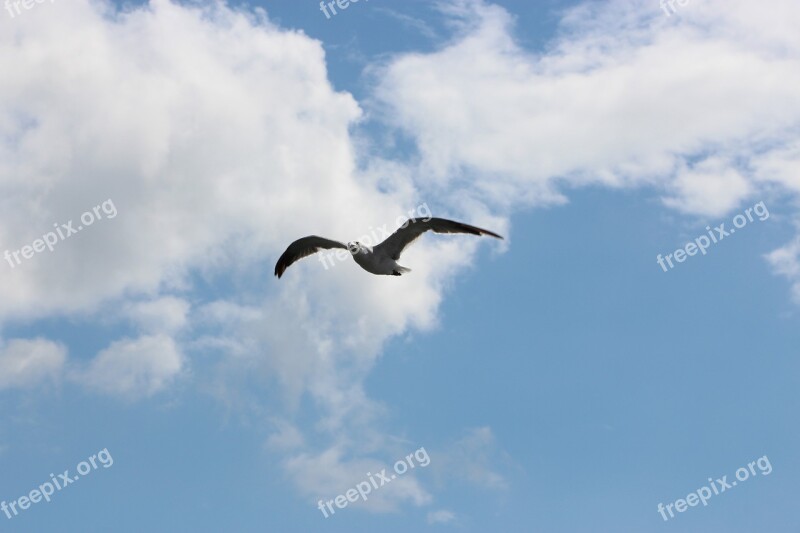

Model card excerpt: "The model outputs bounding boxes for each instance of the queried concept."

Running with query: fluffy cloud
[375,0,800,216]
[766,238,800,304]
[0,0,488,511]
[752,141,800,194]
[78,335,184,398]
[124,297,190,334]
[0,338,67,390]
[662,157,751,216]
[0,0,369,321]
[284,446,432,513]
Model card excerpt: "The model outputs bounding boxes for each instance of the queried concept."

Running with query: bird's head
[348,241,371,255]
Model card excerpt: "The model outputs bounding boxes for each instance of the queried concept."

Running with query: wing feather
[374,217,503,260]
[274,236,348,278]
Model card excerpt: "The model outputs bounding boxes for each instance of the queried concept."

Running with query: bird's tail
[392,265,412,276]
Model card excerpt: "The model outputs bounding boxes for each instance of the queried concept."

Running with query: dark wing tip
[274,249,293,278]
[481,228,504,240]
[274,261,285,278]
[430,218,504,240]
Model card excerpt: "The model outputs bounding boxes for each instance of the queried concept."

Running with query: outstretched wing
[274,236,348,278]
[374,217,503,260]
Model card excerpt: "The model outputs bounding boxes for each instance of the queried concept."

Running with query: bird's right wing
[374,217,503,260]
[274,236,348,278]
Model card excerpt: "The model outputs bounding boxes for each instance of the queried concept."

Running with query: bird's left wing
[274,236,348,278]
[374,217,503,260]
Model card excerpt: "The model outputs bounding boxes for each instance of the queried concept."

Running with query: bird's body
[350,243,411,276]
[274,217,502,279]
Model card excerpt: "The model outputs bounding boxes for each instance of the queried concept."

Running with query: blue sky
[1,0,799,531]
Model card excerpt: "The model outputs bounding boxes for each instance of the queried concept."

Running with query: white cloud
[0,0,369,321]
[752,141,800,194]
[0,338,66,390]
[0,2,460,508]
[78,335,184,399]
[427,509,457,524]
[125,297,190,334]
[375,0,800,216]
[284,446,432,513]
[0,2,474,510]
[766,237,800,303]
[662,157,751,216]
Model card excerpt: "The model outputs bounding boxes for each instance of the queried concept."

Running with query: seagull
[274,217,503,278]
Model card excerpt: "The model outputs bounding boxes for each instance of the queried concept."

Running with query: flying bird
[274,217,503,278]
